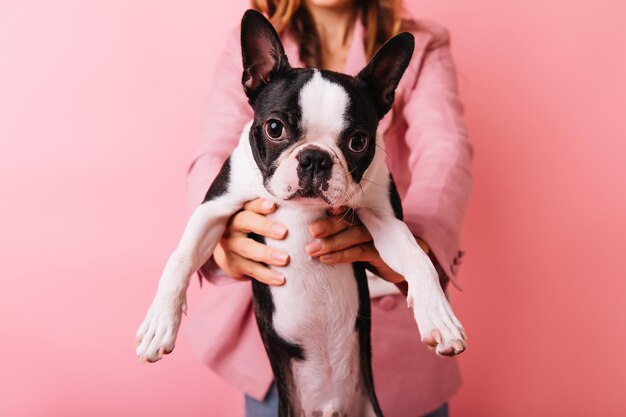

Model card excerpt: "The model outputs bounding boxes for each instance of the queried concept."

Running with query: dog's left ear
[356,32,415,119]
[241,9,291,101]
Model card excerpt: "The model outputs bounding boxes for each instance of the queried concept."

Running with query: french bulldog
[136,9,466,417]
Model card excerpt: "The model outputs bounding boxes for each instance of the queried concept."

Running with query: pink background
[1,0,625,416]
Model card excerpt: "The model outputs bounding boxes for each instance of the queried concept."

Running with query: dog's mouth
[285,188,332,206]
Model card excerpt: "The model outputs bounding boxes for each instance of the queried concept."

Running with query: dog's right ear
[241,9,291,101]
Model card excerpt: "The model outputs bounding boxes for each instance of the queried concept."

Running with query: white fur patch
[299,70,349,143]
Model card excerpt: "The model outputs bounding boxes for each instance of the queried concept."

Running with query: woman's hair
[251,0,411,68]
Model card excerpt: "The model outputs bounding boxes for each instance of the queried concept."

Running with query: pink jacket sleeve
[186,28,253,285]
[400,29,474,289]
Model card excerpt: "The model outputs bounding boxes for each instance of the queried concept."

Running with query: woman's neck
[306,1,358,71]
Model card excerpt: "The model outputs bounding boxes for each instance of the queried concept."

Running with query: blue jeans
[245,384,449,417]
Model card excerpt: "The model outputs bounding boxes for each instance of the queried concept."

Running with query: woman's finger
[243,198,277,215]
[318,243,405,283]
[232,255,286,286]
[305,225,372,256]
[218,248,285,286]
[228,235,289,266]
[231,210,287,239]
[318,243,377,264]
[308,212,362,239]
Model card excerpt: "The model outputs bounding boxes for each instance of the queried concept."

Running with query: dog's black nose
[297,149,332,173]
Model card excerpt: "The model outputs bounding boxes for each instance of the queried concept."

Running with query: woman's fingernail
[261,200,275,211]
[272,273,285,284]
[305,240,323,255]
[320,254,334,262]
[271,251,288,264]
[270,223,287,237]
[309,223,325,236]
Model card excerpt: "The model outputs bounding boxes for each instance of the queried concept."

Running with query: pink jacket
[184,16,473,408]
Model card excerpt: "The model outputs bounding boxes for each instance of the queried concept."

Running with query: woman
[184,0,473,416]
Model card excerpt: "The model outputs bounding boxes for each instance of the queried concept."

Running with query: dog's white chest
[266,206,360,344]
[265,205,367,412]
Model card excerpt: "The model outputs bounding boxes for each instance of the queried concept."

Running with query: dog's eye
[264,119,286,141]
[348,132,368,153]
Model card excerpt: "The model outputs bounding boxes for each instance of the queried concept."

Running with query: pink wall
[1,1,624,416]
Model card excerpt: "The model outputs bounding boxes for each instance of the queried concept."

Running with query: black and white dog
[136,10,466,417]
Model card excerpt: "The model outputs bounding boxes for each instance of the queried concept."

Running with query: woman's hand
[213,198,289,286]
[305,209,429,284]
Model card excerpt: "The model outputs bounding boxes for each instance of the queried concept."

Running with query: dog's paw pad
[135,298,182,363]
[435,336,466,356]
[421,329,466,356]
[135,326,176,363]
[412,293,467,356]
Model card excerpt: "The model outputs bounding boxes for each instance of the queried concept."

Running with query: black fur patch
[388,174,403,220]
[353,262,384,417]
[202,156,231,203]
[249,233,305,417]
[248,69,313,186]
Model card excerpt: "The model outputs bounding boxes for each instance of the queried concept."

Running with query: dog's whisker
[357,183,365,213]
[343,164,359,178]
[360,177,385,188]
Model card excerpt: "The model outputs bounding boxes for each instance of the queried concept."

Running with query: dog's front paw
[411,287,467,356]
[135,291,187,363]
